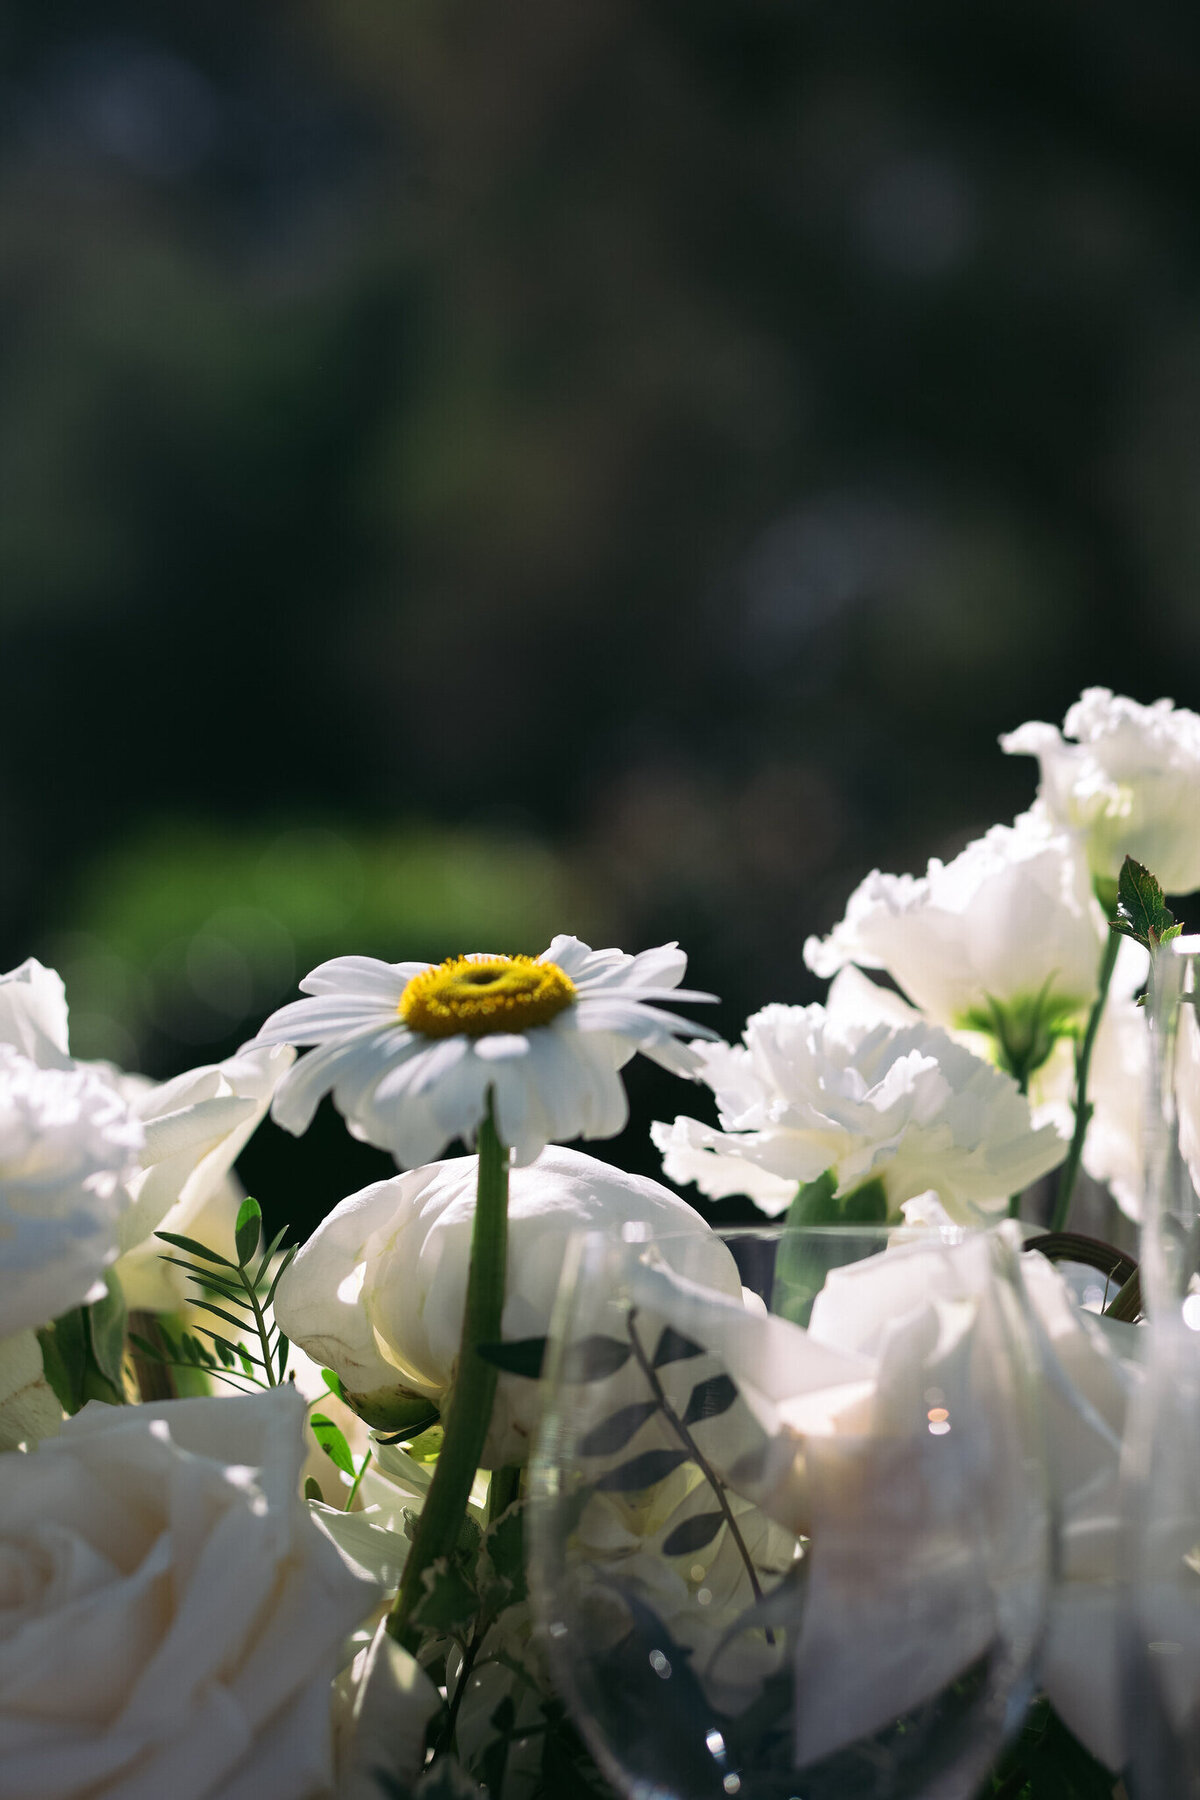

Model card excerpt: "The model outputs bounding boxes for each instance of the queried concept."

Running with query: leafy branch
[130,1198,297,1392]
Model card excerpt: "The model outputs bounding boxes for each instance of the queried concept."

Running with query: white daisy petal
[248,994,398,1048]
[299,956,424,998]
[271,1039,385,1136]
[574,996,720,1041]
[472,1034,532,1062]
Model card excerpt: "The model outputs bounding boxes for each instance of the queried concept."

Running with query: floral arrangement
[2,685,1198,1798]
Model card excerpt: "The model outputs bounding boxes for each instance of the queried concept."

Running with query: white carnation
[652,972,1065,1221]
[0,958,292,1309]
[1002,688,1200,893]
[0,1045,143,1336]
[804,817,1104,1069]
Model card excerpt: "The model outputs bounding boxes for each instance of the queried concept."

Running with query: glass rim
[603,1218,994,1247]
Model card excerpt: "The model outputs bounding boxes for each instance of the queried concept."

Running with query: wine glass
[1122,938,1200,1795]
[528,1222,1050,1800]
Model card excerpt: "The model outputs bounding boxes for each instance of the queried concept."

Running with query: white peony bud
[274,1145,727,1467]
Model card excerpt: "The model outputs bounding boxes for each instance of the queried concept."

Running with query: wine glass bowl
[528,1223,1050,1800]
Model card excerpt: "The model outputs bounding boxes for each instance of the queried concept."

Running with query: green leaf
[681,1372,737,1427]
[265,1243,299,1308]
[410,1557,479,1634]
[651,1325,704,1368]
[303,1476,325,1504]
[275,1333,290,1380]
[154,1231,236,1267]
[1111,855,1179,951]
[490,1694,517,1735]
[560,1335,631,1382]
[192,1297,262,1338]
[310,1411,356,1476]
[593,1448,690,1492]
[234,1197,263,1268]
[784,1168,839,1227]
[321,1367,347,1403]
[661,1510,724,1557]
[38,1313,88,1415]
[253,1222,292,1288]
[475,1336,547,1379]
[579,1400,659,1457]
[86,1274,128,1389]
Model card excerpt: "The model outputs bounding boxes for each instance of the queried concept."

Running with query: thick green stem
[388,1093,510,1649]
[1050,928,1121,1233]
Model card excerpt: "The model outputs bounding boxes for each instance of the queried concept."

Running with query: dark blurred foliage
[3,0,1200,1233]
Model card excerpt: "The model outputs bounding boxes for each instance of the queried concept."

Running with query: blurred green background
[3,1,1200,1232]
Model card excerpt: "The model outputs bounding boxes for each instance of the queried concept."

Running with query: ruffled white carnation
[804,817,1104,1065]
[0,958,293,1309]
[0,1045,144,1336]
[274,1145,725,1465]
[246,936,715,1167]
[652,971,1065,1221]
[1002,688,1200,893]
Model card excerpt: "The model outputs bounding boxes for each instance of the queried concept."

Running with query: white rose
[1002,688,1200,894]
[0,1044,144,1337]
[803,817,1104,1069]
[274,1144,725,1466]
[0,1386,378,1800]
[0,957,293,1308]
[652,970,1065,1221]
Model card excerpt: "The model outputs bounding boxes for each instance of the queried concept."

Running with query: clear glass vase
[528,1222,1050,1800]
[1123,937,1200,1797]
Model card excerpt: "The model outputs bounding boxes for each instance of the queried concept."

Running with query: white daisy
[244,935,717,1167]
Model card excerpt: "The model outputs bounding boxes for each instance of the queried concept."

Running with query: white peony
[0,1044,144,1338]
[803,817,1104,1071]
[652,971,1065,1221]
[0,1386,379,1800]
[107,1044,294,1311]
[0,958,292,1310]
[1001,688,1200,894]
[274,1145,725,1465]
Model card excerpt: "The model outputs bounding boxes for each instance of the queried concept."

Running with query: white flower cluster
[652,689,1200,1224]
[2,685,1199,1795]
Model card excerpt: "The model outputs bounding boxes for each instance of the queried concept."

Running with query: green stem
[1050,928,1121,1233]
[345,1447,373,1511]
[388,1091,510,1649]
[487,1463,521,1526]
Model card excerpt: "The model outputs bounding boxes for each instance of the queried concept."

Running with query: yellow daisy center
[399,955,576,1039]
